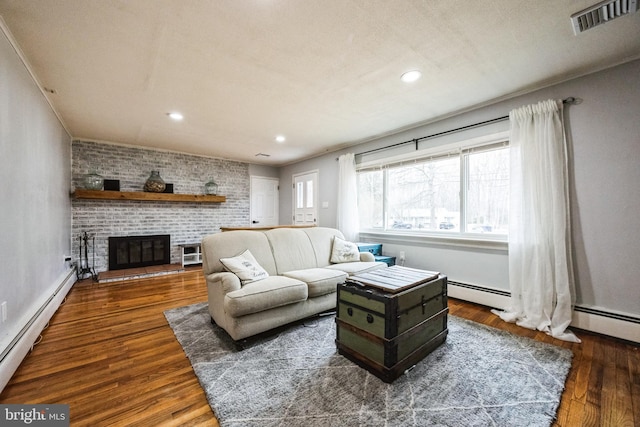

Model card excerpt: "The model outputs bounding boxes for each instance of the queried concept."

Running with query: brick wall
[71,140,250,272]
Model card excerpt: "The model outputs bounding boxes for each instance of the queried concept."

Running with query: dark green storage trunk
[335,274,448,382]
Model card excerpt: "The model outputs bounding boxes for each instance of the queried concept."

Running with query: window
[357,169,383,229]
[357,140,509,237]
[465,147,509,234]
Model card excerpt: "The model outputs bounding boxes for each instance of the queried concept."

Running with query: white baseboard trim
[0,268,76,392]
[447,282,511,310]
[571,310,640,343]
[448,282,640,344]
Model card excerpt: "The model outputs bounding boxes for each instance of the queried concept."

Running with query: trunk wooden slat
[347,265,440,293]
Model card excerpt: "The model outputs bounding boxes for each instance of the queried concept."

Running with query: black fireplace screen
[108,235,170,270]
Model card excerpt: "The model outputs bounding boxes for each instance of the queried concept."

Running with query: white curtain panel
[337,153,359,242]
[492,99,581,343]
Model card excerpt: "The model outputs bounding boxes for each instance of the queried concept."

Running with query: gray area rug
[164,303,573,427]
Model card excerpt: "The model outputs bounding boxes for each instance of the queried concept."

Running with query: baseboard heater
[573,305,640,324]
[448,280,510,297]
[0,268,76,391]
[0,272,71,362]
[447,280,640,343]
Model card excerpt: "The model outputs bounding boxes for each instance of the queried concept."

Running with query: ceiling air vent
[571,0,638,34]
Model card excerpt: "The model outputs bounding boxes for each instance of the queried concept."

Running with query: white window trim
[359,230,508,252]
[356,131,510,247]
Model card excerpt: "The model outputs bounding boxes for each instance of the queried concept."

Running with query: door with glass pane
[293,171,318,225]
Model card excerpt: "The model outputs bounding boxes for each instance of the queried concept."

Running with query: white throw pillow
[330,236,360,263]
[220,249,269,285]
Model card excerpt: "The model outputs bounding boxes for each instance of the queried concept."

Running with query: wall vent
[571,0,638,34]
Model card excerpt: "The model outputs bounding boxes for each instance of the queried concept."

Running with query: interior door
[293,171,318,225]
[250,176,279,228]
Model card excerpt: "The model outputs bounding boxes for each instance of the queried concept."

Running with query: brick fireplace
[71,140,251,274]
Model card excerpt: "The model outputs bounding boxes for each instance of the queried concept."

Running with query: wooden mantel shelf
[220,225,316,231]
[72,189,226,203]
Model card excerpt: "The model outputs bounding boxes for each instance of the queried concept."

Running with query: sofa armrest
[359,252,375,262]
[206,271,242,294]
[206,272,241,332]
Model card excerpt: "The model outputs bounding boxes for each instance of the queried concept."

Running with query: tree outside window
[357,142,509,237]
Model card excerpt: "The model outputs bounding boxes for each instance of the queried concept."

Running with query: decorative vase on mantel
[205,179,218,195]
[144,170,166,193]
[83,170,104,190]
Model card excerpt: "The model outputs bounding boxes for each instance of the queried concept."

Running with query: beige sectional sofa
[201,227,387,341]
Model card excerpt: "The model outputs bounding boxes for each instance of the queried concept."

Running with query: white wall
[249,163,279,179]
[280,59,640,319]
[0,26,72,359]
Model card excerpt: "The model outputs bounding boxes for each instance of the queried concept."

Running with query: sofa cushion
[282,268,347,298]
[302,227,345,267]
[202,230,277,276]
[264,228,319,273]
[330,236,360,263]
[325,261,387,276]
[224,276,308,317]
[219,249,269,285]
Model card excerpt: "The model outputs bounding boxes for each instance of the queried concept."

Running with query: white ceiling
[1,1,639,166]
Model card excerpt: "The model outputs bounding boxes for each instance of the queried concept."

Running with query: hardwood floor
[1,270,637,426]
[0,270,217,426]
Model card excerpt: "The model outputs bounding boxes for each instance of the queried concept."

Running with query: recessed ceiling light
[167,112,184,121]
[275,135,286,143]
[400,70,422,83]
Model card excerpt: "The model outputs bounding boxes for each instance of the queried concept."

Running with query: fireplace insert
[108,234,171,270]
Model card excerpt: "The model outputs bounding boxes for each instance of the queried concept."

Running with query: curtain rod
[338,97,578,160]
